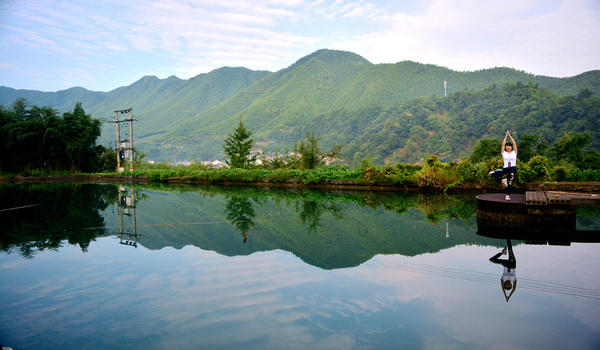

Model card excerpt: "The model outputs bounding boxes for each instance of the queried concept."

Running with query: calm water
[1,183,599,350]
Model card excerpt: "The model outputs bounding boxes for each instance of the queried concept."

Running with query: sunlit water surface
[1,184,599,350]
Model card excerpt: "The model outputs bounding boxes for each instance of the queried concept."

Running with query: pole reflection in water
[116,186,141,247]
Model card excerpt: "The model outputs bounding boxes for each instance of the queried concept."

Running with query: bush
[300,166,361,184]
[566,169,600,182]
[264,169,301,183]
[358,165,417,186]
[111,157,599,187]
[551,166,569,181]
[453,161,480,183]
[528,156,550,178]
[414,156,460,189]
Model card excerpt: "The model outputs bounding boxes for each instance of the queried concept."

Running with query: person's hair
[504,281,513,290]
[505,143,513,148]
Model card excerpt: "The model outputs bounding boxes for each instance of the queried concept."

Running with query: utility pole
[107,108,137,172]
[444,81,447,97]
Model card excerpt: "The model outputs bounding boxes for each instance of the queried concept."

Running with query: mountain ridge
[1,49,599,162]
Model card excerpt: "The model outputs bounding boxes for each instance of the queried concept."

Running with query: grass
[4,156,599,191]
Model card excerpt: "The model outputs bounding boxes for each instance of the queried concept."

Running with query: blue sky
[1,0,599,92]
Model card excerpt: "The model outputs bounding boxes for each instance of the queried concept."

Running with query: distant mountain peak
[140,75,160,80]
[289,49,371,70]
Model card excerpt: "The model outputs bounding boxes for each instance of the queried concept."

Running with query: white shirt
[502,267,516,284]
[502,151,517,168]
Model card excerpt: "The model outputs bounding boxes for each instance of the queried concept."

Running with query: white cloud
[0,0,598,90]
[333,0,600,77]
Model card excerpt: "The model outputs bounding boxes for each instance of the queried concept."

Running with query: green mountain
[158,50,600,161]
[1,49,599,163]
[0,66,271,153]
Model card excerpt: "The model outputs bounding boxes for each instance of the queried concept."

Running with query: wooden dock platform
[476,191,598,228]
[525,191,600,206]
[478,191,600,210]
[476,191,600,244]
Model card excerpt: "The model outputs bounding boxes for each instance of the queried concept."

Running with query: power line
[0,204,39,212]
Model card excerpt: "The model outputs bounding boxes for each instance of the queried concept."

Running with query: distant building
[203,160,227,168]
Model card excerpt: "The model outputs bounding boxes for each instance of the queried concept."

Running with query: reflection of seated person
[489,240,517,302]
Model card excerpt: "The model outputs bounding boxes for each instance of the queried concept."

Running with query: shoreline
[2,174,600,193]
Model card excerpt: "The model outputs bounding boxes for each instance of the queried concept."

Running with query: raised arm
[508,131,517,154]
[501,131,509,154]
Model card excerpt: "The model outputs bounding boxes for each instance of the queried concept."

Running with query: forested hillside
[0,67,272,152]
[1,49,599,163]
[157,82,600,166]
[315,82,600,165]
[155,50,600,162]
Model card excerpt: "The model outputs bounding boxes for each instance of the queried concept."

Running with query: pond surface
[1,184,600,350]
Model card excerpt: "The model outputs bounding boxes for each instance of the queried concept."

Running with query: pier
[476,191,600,245]
[477,191,600,218]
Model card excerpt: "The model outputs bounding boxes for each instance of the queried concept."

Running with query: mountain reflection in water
[3,184,600,267]
[1,183,599,350]
[2,183,494,267]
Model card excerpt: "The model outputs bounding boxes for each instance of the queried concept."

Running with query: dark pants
[491,166,516,195]
[489,240,516,268]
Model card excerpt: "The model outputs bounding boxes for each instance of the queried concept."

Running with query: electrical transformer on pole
[107,108,137,172]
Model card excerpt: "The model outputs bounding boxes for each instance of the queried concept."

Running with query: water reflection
[0,184,495,266]
[116,186,141,247]
[296,198,344,234]
[0,183,115,257]
[225,194,256,243]
[488,239,517,302]
[477,208,600,302]
[133,186,493,269]
[1,184,600,349]
[2,183,599,271]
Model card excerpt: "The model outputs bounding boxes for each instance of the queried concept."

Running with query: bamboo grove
[0,98,112,173]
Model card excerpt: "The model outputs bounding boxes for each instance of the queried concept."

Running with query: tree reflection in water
[296,199,344,234]
[225,195,256,243]
[0,184,118,258]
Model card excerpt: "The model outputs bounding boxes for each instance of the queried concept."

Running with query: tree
[295,132,321,170]
[294,131,341,169]
[549,132,591,166]
[0,99,105,173]
[581,150,600,170]
[469,138,501,163]
[62,102,102,172]
[517,133,548,162]
[223,119,256,168]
